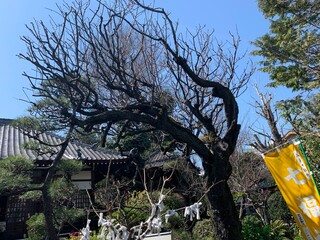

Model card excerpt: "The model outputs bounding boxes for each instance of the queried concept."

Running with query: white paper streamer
[80,219,91,240]
[184,202,202,221]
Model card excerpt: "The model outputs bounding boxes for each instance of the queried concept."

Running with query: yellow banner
[263,143,320,240]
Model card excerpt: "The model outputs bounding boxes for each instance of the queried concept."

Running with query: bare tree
[229,129,273,224]
[250,86,285,152]
[19,1,253,239]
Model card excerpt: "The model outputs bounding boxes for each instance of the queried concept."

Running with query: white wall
[71,171,92,189]
[145,232,172,240]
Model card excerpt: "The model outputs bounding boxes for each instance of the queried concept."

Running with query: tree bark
[42,186,58,240]
[207,180,242,240]
[204,146,242,240]
[41,127,73,239]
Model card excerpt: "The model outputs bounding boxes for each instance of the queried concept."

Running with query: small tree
[248,89,304,238]
[0,119,84,240]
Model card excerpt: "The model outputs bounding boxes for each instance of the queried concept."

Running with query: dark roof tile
[0,118,13,126]
[0,122,129,165]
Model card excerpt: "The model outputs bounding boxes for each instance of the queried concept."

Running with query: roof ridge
[0,118,13,126]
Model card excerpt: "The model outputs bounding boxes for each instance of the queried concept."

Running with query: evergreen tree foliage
[253,0,320,91]
[0,154,85,239]
[0,156,34,194]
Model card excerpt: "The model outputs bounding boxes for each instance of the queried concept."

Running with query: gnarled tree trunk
[205,150,242,240]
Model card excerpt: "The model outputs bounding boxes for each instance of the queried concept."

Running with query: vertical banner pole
[297,138,320,197]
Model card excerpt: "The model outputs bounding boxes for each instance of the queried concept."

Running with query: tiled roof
[0,119,129,165]
[145,151,199,172]
[145,151,177,168]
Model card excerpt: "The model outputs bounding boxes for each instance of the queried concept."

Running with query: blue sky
[0,1,293,125]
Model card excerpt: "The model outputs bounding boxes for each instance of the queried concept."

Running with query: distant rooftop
[145,151,177,168]
[0,118,129,166]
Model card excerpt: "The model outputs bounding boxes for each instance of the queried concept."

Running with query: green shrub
[172,229,192,240]
[54,207,85,225]
[242,215,271,240]
[111,190,151,226]
[242,215,291,240]
[269,219,290,239]
[26,213,47,240]
[164,215,185,230]
[192,219,217,240]
[267,192,292,223]
[163,193,186,210]
[291,224,304,240]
